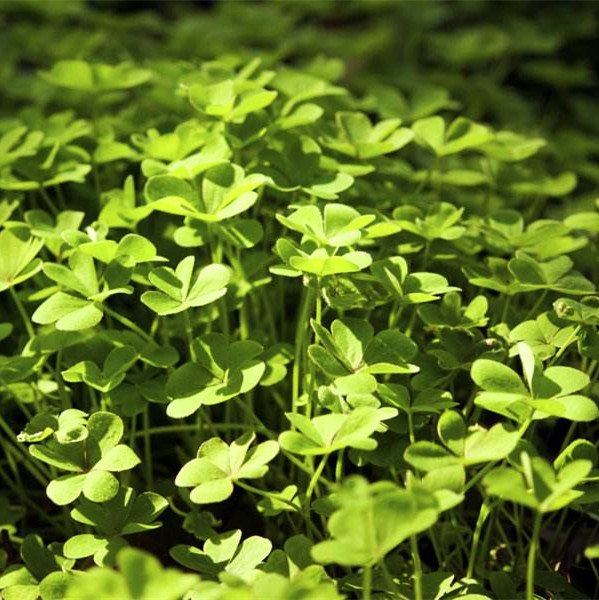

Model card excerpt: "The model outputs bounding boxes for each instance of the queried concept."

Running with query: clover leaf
[371,257,460,308]
[63,486,168,566]
[471,342,598,423]
[61,345,139,393]
[189,79,277,123]
[412,116,494,156]
[484,453,592,513]
[64,548,198,600]
[165,333,265,418]
[0,228,43,292]
[0,126,44,169]
[0,535,71,600]
[39,60,152,92]
[309,318,419,379]
[258,136,354,200]
[276,203,374,249]
[171,529,271,583]
[24,411,140,505]
[404,410,521,476]
[311,477,439,567]
[393,202,466,242]
[271,238,372,278]
[141,256,231,316]
[279,406,396,456]
[175,433,279,504]
[138,164,266,224]
[322,111,414,159]
[32,250,135,331]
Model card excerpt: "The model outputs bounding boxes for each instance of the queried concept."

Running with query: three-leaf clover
[484,453,592,513]
[412,116,494,156]
[61,346,139,393]
[404,410,521,479]
[175,433,279,504]
[64,548,198,600]
[311,477,439,566]
[165,334,265,418]
[0,535,71,600]
[63,486,168,566]
[32,251,132,331]
[171,529,271,583]
[471,342,598,423]
[24,411,140,505]
[279,406,396,456]
[322,111,414,159]
[141,256,231,316]
[276,203,374,248]
[309,318,419,380]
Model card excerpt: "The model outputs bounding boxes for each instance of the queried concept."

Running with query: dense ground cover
[1,1,599,598]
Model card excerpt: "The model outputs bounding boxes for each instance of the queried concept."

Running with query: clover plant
[1,3,599,600]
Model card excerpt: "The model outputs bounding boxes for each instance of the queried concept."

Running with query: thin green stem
[38,186,58,215]
[501,295,511,324]
[143,407,153,490]
[236,480,298,511]
[549,325,581,366]
[183,310,196,361]
[291,282,317,415]
[467,500,491,578]
[524,289,548,321]
[102,304,154,345]
[527,512,543,600]
[305,454,327,503]
[9,286,34,339]
[411,535,423,600]
[362,564,372,600]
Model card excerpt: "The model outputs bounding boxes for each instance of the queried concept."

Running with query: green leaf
[312,477,439,566]
[175,434,278,504]
[471,360,527,394]
[82,470,119,503]
[46,474,86,506]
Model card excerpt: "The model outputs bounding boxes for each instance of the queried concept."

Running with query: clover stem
[315,280,322,326]
[388,301,402,329]
[306,454,327,503]
[410,535,423,600]
[291,282,317,416]
[88,387,99,411]
[467,499,491,578]
[524,289,548,321]
[335,449,344,482]
[501,295,511,324]
[143,406,153,490]
[362,564,373,600]
[527,512,543,600]
[55,348,70,409]
[548,325,581,366]
[236,480,298,510]
[102,305,155,345]
[9,286,34,340]
[420,240,431,270]
[232,396,334,486]
[37,186,59,215]
[407,410,415,444]
[183,310,196,361]
[405,307,418,337]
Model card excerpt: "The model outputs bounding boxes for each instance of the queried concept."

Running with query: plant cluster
[1,2,599,599]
